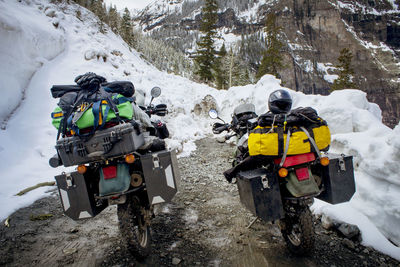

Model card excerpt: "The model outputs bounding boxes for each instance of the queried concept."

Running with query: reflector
[295,167,310,181]
[77,165,87,174]
[320,157,330,166]
[125,154,135,164]
[102,165,117,180]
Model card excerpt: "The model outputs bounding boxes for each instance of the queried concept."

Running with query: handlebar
[144,104,168,117]
[213,123,230,134]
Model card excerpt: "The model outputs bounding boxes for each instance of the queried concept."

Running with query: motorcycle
[209,105,356,255]
[50,86,180,259]
[135,86,169,140]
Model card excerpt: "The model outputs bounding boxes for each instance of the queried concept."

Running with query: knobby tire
[117,195,151,259]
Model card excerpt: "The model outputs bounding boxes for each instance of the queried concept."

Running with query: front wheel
[117,195,151,259]
[280,207,314,255]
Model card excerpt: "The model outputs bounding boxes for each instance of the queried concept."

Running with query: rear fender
[285,168,320,198]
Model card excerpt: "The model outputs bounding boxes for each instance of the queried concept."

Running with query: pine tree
[256,13,285,81]
[331,48,357,91]
[215,43,229,89]
[194,0,218,83]
[107,4,120,34]
[93,0,107,33]
[120,8,135,47]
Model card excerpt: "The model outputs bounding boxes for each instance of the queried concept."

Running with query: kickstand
[247,217,259,229]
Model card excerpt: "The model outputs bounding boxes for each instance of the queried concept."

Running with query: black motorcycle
[210,105,356,255]
[50,86,179,259]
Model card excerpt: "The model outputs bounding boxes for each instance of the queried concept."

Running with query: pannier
[141,150,180,205]
[55,170,108,220]
[316,154,356,204]
[56,123,145,167]
[248,107,331,157]
[237,168,284,222]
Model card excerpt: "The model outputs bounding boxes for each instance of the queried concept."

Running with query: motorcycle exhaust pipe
[130,173,143,187]
[49,154,62,168]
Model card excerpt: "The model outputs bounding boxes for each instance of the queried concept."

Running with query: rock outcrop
[134,0,400,127]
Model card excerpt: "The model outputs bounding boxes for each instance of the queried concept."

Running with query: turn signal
[125,154,135,164]
[77,164,87,174]
[320,157,330,166]
[278,168,288,178]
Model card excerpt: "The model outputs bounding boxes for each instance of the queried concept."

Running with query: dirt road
[0,138,399,266]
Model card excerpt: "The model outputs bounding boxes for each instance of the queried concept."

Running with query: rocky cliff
[134,0,400,127]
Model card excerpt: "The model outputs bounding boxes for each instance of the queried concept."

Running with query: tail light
[77,165,87,174]
[274,152,316,167]
[278,168,288,178]
[320,157,330,166]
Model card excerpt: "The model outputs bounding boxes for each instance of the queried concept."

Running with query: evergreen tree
[215,43,229,89]
[93,0,107,33]
[120,8,135,47]
[194,0,218,83]
[256,13,284,81]
[107,4,120,34]
[331,48,357,91]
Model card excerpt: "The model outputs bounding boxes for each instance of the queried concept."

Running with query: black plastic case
[237,168,284,222]
[317,154,356,204]
[56,123,145,167]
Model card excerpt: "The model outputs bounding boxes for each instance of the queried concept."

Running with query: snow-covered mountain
[0,0,399,260]
[132,0,400,128]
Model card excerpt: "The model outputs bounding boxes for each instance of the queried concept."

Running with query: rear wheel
[117,195,151,259]
[280,207,314,255]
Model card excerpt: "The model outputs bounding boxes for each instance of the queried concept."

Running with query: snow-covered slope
[0,0,399,260]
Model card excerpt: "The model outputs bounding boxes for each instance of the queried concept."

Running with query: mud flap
[285,169,320,197]
[141,150,180,205]
[55,171,107,220]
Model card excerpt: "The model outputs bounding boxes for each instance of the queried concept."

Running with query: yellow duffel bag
[248,124,331,157]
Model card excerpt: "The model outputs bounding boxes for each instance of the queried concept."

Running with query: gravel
[0,138,399,266]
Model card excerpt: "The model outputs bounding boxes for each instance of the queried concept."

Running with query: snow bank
[0,0,399,261]
[0,0,65,129]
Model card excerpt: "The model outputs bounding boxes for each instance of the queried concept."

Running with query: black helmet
[268,89,292,114]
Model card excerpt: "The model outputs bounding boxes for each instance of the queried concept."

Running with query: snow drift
[0,0,399,260]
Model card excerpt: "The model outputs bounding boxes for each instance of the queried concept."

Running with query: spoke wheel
[117,195,151,259]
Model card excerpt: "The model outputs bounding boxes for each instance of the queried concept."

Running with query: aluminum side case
[56,123,144,167]
[141,150,180,205]
[237,168,284,222]
[316,154,356,204]
[55,170,107,220]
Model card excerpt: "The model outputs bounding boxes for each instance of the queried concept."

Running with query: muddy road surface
[1,138,399,267]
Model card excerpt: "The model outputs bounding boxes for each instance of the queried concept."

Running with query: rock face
[134,0,400,127]
[274,0,400,127]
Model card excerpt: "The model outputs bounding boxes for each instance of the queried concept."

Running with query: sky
[103,0,154,11]
[0,0,400,261]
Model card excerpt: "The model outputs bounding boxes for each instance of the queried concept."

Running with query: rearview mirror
[150,86,161,98]
[208,109,218,119]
